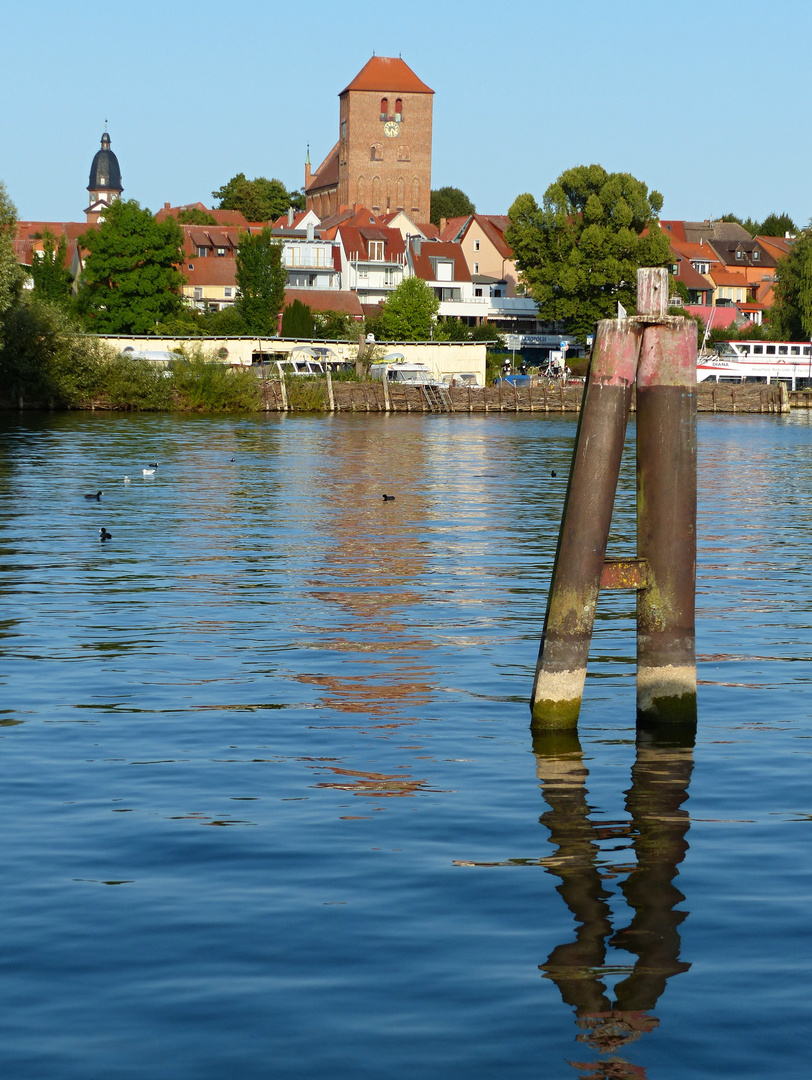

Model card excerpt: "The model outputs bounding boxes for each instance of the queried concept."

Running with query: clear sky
[3,0,810,227]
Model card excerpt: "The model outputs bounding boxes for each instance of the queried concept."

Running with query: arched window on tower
[395,99,403,121]
[370,144,383,161]
[380,97,388,120]
[397,177,405,209]
[411,178,420,213]
[397,145,410,162]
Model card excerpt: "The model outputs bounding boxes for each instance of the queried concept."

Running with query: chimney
[165,202,171,211]
[288,207,294,226]
[306,222,315,242]
[440,217,447,234]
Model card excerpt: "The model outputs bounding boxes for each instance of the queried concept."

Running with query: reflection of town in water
[459,721,695,1079]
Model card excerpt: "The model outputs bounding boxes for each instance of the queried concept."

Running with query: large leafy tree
[377,276,439,340]
[30,230,73,305]
[430,186,476,227]
[78,200,185,333]
[506,164,671,340]
[0,181,24,348]
[235,228,286,335]
[212,174,304,221]
[770,230,812,340]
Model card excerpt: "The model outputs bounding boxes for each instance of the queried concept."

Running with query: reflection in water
[534,723,695,1078]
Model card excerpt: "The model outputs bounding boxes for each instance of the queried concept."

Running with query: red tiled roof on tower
[341,56,434,95]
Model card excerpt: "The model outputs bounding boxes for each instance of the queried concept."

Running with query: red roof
[710,269,748,287]
[337,223,405,262]
[306,143,339,193]
[409,240,470,282]
[183,258,237,287]
[341,56,433,95]
[283,289,363,317]
[439,216,470,241]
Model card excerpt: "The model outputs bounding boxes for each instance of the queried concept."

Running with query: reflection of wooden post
[531,319,642,730]
[636,316,697,723]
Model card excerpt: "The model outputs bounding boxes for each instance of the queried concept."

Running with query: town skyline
[3,0,810,227]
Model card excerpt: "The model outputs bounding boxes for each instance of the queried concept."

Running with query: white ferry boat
[698,341,812,390]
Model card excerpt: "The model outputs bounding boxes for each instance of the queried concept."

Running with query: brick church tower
[306,56,433,222]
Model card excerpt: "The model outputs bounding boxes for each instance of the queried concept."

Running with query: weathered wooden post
[636,299,697,723]
[531,318,643,730]
[531,268,697,731]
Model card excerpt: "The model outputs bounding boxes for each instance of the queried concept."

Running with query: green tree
[30,229,73,305]
[770,230,812,339]
[377,276,439,340]
[314,310,355,340]
[506,164,671,340]
[759,212,797,237]
[430,186,476,227]
[78,200,185,333]
[281,298,314,337]
[235,228,286,335]
[175,207,217,225]
[0,181,24,348]
[212,174,304,221]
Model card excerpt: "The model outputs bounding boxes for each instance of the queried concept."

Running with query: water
[1,409,811,1079]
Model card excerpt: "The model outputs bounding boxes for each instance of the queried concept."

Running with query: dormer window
[380,97,388,120]
[216,247,226,257]
[368,240,384,260]
[197,246,208,257]
[736,250,743,259]
[395,98,403,121]
[753,250,760,260]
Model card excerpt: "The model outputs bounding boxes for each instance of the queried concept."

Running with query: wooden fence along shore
[256,376,791,415]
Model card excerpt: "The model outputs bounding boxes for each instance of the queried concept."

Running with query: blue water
[1,410,810,1079]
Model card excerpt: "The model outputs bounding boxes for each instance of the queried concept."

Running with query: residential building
[335,221,407,304]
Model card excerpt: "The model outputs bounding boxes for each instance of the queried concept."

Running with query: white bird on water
[142,468,156,476]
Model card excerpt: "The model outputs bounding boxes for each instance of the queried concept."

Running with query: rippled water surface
[1,409,811,1079]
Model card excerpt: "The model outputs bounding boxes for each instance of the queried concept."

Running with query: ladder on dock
[421,383,454,412]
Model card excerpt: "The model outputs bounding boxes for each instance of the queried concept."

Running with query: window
[380,97,388,120]
[778,345,788,355]
[368,240,385,261]
[671,263,678,275]
[736,250,743,259]
[193,287,203,301]
[473,240,480,252]
[187,263,194,270]
[753,250,760,260]
[216,247,226,257]
[475,288,483,297]
[753,345,763,354]
[395,98,402,121]
[766,345,776,355]
[224,287,233,298]
[197,246,208,257]
[341,121,347,140]
[473,262,479,274]
[370,144,382,161]
[791,346,800,355]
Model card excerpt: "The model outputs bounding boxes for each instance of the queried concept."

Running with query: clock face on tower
[383,121,400,138]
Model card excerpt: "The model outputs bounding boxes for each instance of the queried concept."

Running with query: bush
[169,351,262,411]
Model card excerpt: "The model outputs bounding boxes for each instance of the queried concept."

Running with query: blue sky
[3,0,810,227]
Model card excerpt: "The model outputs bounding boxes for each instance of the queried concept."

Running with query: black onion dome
[87,132,122,192]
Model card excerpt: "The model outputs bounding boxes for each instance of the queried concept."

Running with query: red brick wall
[341,88,432,220]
